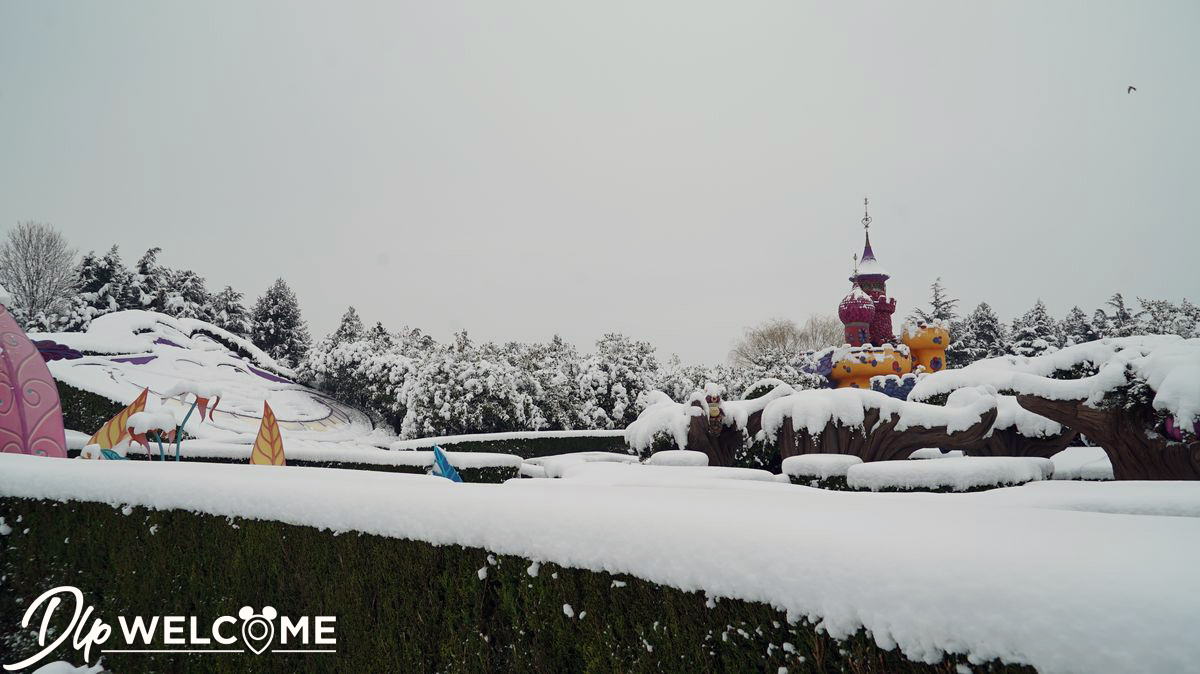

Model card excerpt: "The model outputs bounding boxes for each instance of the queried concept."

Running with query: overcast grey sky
[2,1,1196,363]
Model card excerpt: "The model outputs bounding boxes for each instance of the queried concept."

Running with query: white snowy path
[2,455,1198,673]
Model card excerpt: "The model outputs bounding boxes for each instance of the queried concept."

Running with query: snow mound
[908,448,965,459]
[644,450,708,467]
[847,457,1052,492]
[127,410,180,434]
[781,454,862,479]
[522,451,641,478]
[1050,447,1114,481]
[549,461,778,487]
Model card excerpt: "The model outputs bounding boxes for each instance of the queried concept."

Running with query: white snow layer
[126,410,181,434]
[908,448,965,459]
[521,452,641,478]
[761,388,996,441]
[1049,447,1114,481]
[624,383,798,452]
[644,450,709,467]
[2,454,1199,673]
[391,429,627,452]
[781,454,862,479]
[119,439,522,470]
[910,336,1200,427]
[846,457,1053,492]
[945,386,1063,437]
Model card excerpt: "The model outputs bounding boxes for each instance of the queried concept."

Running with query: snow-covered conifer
[250,278,311,368]
[1011,299,1058,357]
[210,286,251,337]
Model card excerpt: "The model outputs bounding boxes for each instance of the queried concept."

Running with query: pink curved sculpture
[0,302,67,457]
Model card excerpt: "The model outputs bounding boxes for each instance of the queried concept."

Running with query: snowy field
[2,454,1198,674]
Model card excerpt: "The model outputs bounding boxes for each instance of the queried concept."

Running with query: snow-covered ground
[2,453,1197,674]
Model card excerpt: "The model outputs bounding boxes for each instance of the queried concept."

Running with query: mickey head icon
[238,606,278,655]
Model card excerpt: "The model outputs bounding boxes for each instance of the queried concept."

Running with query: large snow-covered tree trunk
[1015,395,1200,480]
[683,401,763,467]
[952,427,1078,459]
[776,406,998,463]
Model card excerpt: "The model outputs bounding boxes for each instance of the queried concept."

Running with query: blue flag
[431,445,463,483]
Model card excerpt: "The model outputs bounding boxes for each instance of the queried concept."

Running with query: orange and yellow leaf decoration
[249,401,285,466]
[87,388,149,449]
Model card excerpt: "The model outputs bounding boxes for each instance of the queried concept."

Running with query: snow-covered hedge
[4,456,1198,673]
[846,457,1053,493]
[782,454,862,490]
[391,430,629,459]
[117,442,522,482]
[1,497,1025,674]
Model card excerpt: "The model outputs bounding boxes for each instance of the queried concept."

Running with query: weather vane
[862,197,872,231]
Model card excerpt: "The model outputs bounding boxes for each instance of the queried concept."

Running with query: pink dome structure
[839,283,875,347]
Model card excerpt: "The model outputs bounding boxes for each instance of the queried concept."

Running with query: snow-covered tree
[210,286,251,337]
[331,306,365,345]
[1101,293,1139,337]
[1011,299,1058,357]
[129,247,169,311]
[1172,299,1199,338]
[251,279,311,368]
[578,333,659,429]
[951,302,1009,365]
[1059,306,1098,346]
[161,268,213,321]
[366,321,394,348]
[519,335,587,430]
[0,221,79,326]
[908,277,958,325]
[74,246,135,323]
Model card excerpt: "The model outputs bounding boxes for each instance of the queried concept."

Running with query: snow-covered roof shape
[854,252,889,279]
[909,335,1200,425]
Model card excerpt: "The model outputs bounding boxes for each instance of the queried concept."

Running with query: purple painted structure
[248,364,294,384]
[0,303,68,457]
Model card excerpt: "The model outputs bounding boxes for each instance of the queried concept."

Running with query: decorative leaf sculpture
[0,305,69,457]
[87,388,149,449]
[249,401,286,466]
